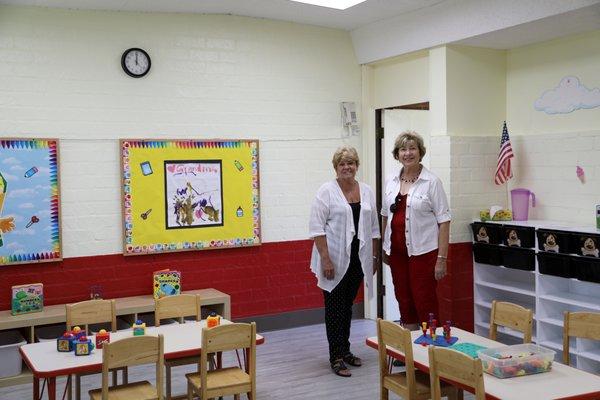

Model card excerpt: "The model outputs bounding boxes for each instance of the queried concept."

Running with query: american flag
[494,121,514,185]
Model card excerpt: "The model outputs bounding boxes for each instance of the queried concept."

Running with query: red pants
[389,248,438,324]
[389,192,438,324]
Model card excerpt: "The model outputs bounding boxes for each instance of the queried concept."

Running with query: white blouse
[381,166,451,257]
[309,180,381,297]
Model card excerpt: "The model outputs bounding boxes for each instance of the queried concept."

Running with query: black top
[349,202,361,263]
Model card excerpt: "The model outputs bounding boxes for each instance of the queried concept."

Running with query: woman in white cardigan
[309,146,380,377]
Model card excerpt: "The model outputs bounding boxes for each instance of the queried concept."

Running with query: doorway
[375,103,430,320]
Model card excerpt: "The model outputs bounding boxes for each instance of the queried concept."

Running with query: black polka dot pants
[323,258,364,365]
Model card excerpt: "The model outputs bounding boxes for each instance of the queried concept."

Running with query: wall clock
[121,48,151,78]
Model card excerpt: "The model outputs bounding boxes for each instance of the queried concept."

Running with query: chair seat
[384,369,458,399]
[186,367,251,397]
[89,381,156,400]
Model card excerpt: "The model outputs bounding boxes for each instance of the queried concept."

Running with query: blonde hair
[332,146,360,169]
[392,131,426,161]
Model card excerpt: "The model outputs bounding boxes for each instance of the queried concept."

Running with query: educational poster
[0,139,61,265]
[121,139,260,255]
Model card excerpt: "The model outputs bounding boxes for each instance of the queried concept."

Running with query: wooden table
[366,327,600,400]
[20,320,264,400]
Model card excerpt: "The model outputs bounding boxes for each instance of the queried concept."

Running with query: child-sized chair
[489,300,533,343]
[563,311,600,366]
[377,319,458,400]
[89,334,164,400]
[154,294,202,400]
[428,346,485,400]
[66,299,126,400]
[186,322,256,400]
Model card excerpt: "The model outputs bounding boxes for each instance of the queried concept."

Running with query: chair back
[563,311,600,365]
[200,322,256,399]
[489,300,533,343]
[428,346,485,400]
[154,294,201,326]
[66,299,117,332]
[376,319,417,398]
[101,335,164,400]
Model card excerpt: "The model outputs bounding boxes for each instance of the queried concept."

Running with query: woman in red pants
[381,131,451,331]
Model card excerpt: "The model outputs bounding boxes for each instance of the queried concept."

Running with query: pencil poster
[0,139,61,266]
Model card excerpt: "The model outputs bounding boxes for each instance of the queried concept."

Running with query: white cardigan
[308,180,381,297]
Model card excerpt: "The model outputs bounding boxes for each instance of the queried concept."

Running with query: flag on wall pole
[494,121,514,185]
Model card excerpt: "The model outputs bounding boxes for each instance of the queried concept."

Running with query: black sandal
[331,359,352,377]
[343,353,362,367]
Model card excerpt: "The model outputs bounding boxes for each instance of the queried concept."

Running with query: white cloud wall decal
[534,76,600,114]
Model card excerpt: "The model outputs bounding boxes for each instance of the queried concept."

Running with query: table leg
[33,376,40,400]
[48,377,57,400]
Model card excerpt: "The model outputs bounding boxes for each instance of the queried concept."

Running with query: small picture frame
[140,161,153,176]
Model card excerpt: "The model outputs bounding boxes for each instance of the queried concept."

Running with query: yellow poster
[121,139,260,255]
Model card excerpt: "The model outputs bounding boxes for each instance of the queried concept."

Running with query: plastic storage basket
[477,343,555,379]
[473,243,502,265]
[537,251,573,278]
[502,225,535,248]
[0,330,26,378]
[471,223,502,245]
[536,229,573,254]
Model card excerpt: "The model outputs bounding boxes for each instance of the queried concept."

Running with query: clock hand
[135,53,138,65]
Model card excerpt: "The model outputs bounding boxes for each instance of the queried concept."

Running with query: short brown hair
[332,146,360,169]
[392,131,426,161]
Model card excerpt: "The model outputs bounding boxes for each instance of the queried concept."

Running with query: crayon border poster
[121,139,260,255]
[0,139,62,266]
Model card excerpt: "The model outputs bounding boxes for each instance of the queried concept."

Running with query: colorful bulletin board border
[121,139,260,255]
[0,139,62,266]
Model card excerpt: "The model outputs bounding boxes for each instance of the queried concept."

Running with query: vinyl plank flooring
[0,319,474,399]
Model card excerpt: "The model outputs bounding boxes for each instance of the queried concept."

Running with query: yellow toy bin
[477,343,555,379]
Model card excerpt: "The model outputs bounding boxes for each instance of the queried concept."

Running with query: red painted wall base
[1,240,472,326]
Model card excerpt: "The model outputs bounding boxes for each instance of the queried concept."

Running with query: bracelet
[437,255,447,259]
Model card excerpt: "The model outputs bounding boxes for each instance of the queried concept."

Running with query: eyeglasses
[390,194,402,213]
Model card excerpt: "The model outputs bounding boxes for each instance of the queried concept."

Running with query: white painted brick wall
[510,131,600,224]
[0,6,361,257]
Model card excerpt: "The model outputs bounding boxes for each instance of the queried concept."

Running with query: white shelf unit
[472,220,600,374]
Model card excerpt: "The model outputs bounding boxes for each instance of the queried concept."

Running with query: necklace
[400,166,422,183]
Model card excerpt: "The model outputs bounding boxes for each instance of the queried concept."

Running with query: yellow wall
[446,45,507,136]
[507,30,600,135]
[368,50,429,109]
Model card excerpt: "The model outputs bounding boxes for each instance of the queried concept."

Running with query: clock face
[121,48,151,78]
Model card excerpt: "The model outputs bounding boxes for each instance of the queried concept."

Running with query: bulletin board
[0,139,62,266]
[121,139,260,255]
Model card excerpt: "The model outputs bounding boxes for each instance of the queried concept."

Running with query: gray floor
[1,319,474,399]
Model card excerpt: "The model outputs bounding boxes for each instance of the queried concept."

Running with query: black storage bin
[500,246,535,271]
[536,229,573,254]
[573,255,600,283]
[570,232,600,258]
[472,243,502,265]
[537,251,573,278]
[502,225,535,248]
[471,222,502,245]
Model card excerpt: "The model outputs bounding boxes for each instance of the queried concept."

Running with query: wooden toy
[207,312,220,328]
[57,331,75,352]
[133,320,146,336]
[74,336,95,356]
[95,329,110,349]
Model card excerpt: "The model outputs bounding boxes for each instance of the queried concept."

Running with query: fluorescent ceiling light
[288,0,367,10]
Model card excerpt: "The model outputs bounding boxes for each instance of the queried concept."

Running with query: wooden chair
[186,322,256,400]
[428,346,485,400]
[377,319,458,400]
[155,294,202,400]
[489,300,533,343]
[66,299,126,400]
[89,334,164,400]
[563,311,600,365]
